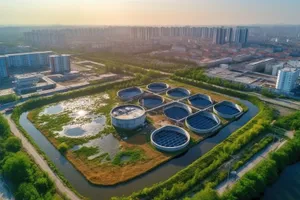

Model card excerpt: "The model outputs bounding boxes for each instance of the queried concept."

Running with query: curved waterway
[19,99,258,200]
[264,163,300,200]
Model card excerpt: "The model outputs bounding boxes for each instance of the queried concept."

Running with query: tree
[5,136,21,152]
[58,142,68,154]
[2,152,33,185]
[16,183,41,200]
[192,187,220,200]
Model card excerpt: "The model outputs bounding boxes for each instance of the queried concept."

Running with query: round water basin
[151,125,190,152]
[139,94,164,109]
[163,102,192,121]
[185,111,221,135]
[117,87,143,101]
[166,87,190,99]
[213,101,243,119]
[147,82,169,93]
[188,94,213,109]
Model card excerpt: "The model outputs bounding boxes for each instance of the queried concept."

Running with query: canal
[264,163,300,200]
[19,99,258,200]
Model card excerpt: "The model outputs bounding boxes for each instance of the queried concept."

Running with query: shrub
[58,142,68,154]
[5,136,22,152]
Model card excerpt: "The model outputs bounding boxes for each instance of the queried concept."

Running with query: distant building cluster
[23,26,249,49]
[49,54,71,74]
[213,27,248,45]
[0,51,52,78]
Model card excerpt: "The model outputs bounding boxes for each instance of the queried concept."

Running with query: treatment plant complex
[112,82,243,152]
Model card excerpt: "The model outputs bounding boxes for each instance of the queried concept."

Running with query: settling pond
[19,99,258,200]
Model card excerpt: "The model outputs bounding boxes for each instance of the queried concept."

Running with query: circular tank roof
[188,94,213,109]
[147,82,169,93]
[111,105,145,120]
[151,125,190,152]
[117,87,143,100]
[163,102,192,121]
[186,111,221,134]
[166,87,190,99]
[139,94,164,109]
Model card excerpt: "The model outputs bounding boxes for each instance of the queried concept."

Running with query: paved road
[216,139,286,195]
[5,115,81,200]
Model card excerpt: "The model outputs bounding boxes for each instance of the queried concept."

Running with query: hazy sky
[1,0,300,26]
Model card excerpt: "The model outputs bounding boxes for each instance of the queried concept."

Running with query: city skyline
[2,0,300,26]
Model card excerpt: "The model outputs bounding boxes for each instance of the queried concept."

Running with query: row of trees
[0,115,57,200]
[0,94,19,104]
[221,111,300,200]
[113,76,275,200]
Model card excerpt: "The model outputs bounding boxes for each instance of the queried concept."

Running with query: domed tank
[111,104,146,130]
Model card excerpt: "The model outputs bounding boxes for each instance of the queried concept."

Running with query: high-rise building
[49,54,71,74]
[213,27,226,45]
[234,27,249,44]
[5,51,52,68]
[0,56,9,78]
[225,27,234,43]
[276,67,300,93]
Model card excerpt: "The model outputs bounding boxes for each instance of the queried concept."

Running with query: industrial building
[276,67,300,93]
[49,54,71,74]
[0,56,9,78]
[245,58,275,72]
[14,73,56,94]
[151,125,190,152]
[5,51,52,68]
[110,105,146,130]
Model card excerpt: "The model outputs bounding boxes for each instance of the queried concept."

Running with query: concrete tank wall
[185,111,221,135]
[151,125,190,152]
[213,101,243,119]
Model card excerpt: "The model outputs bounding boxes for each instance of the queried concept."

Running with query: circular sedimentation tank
[188,94,213,109]
[139,94,164,109]
[147,82,169,93]
[151,125,190,152]
[163,102,192,121]
[185,111,221,135]
[213,101,243,119]
[166,87,191,99]
[117,87,143,101]
[110,105,146,130]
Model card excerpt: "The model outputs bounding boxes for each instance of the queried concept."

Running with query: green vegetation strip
[232,135,274,171]
[112,76,275,200]
[219,112,300,200]
[0,114,62,200]
[0,94,19,104]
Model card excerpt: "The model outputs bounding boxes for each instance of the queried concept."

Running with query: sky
[1,0,300,26]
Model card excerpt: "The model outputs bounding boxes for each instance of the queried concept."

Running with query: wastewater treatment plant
[17,79,248,199]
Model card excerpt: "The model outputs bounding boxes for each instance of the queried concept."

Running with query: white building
[276,67,300,93]
[0,56,9,78]
[14,73,41,88]
[49,54,71,74]
[5,51,52,68]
